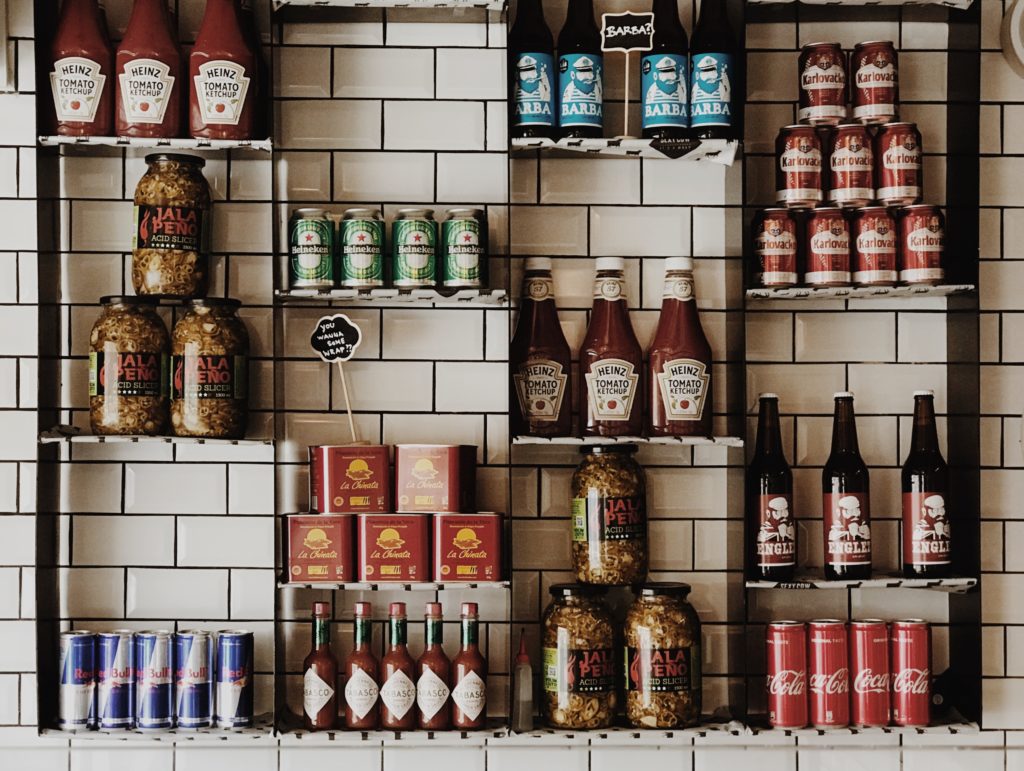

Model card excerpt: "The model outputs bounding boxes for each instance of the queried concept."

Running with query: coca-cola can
[805,207,851,286]
[899,205,945,285]
[875,122,922,206]
[852,206,898,286]
[799,43,847,126]
[850,619,890,727]
[766,621,808,728]
[828,124,874,208]
[808,619,850,728]
[776,125,823,209]
[891,619,931,727]
[852,41,898,124]
[753,209,799,287]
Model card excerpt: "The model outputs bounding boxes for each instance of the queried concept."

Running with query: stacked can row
[798,41,898,126]
[58,629,255,731]
[766,619,931,729]
[288,208,489,291]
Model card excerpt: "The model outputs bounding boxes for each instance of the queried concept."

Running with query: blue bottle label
[513,52,556,127]
[641,53,688,129]
[689,52,733,128]
[558,52,603,128]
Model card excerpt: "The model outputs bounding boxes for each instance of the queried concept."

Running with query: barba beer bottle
[642,0,689,140]
[557,0,604,139]
[747,394,796,582]
[822,392,872,580]
[902,390,951,578]
[689,0,737,140]
[509,0,557,139]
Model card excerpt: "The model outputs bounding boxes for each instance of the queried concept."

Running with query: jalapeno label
[171,354,247,400]
[572,495,645,542]
[89,351,168,398]
[543,646,616,693]
[134,204,208,254]
[625,646,694,692]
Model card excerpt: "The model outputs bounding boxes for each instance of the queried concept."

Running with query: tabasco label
[89,351,167,398]
[656,358,710,422]
[51,57,107,123]
[357,514,429,582]
[286,514,354,583]
[543,646,616,694]
[344,667,379,719]
[513,359,568,423]
[433,512,502,582]
[194,60,251,126]
[823,492,871,566]
[572,495,646,542]
[134,204,208,254]
[309,445,389,513]
[585,358,639,421]
[903,492,951,566]
[119,59,175,123]
[625,646,696,693]
[394,444,476,513]
[757,494,796,567]
[171,355,246,400]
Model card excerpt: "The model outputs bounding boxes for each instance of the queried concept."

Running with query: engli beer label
[134,204,207,254]
[452,671,486,720]
[344,667,379,719]
[559,53,604,128]
[625,646,694,692]
[90,351,167,398]
[585,358,639,421]
[572,494,645,542]
[303,669,334,720]
[514,359,568,422]
[416,668,451,720]
[514,52,556,127]
[903,492,951,566]
[171,355,247,400]
[119,59,174,123]
[194,60,251,126]
[543,646,616,693]
[824,492,871,566]
[656,358,709,422]
[380,669,416,719]
[689,53,732,128]
[641,54,688,129]
[757,494,796,567]
[51,56,106,122]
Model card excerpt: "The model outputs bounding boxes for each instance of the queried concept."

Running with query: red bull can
[135,631,174,729]
[58,630,96,730]
[216,630,254,727]
[175,631,214,728]
[97,631,134,729]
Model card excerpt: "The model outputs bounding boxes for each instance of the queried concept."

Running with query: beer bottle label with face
[642,54,688,129]
[903,492,951,566]
[513,52,556,127]
[558,53,603,128]
[514,359,568,422]
[823,492,871,566]
[689,53,733,128]
[757,494,797,568]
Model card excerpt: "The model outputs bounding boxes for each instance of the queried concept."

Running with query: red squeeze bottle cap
[425,602,443,617]
[516,628,530,665]
[390,602,406,617]
[313,602,330,617]
[354,601,372,617]
[461,602,478,617]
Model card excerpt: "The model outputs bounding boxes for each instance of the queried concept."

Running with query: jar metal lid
[549,583,605,598]
[144,153,206,167]
[100,295,159,306]
[582,444,638,455]
[637,581,692,598]
[187,297,242,310]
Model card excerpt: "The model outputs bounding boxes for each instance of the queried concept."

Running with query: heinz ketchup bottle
[115,0,184,137]
[190,0,259,140]
[49,0,114,136]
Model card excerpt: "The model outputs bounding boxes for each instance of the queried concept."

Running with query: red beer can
[875,122,922,206]
[776,125,823,209]
[805,207,851,286]
[852,41,898,124]
[891,619,931,727]
[850,619,891,727]
[753,209,799,287]
[828,124,874,208]
[899,205,945,285]
[766,621,809,728]
[798,42,847,126]
[852,206,898,285]
[808,619,850,728]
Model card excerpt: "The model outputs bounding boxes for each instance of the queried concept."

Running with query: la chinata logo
[345,459,373,481]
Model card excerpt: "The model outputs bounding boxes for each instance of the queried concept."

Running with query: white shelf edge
[747,721,980,737]
[42,715,276,744]
[746,284,975,301]
[276,288,507,306]
[745,575,977,593]
[512,435,743,447]
[40,426,273,447]
[277,726,508,745]
[38,135,273,152]
[511,137,739,165]
[278,581,511,591]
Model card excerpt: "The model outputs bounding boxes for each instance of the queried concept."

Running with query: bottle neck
[652,0,684,33]
[830,399,860,455]
[910,396,940,454]
[754,399,784,458]
[424,617,444,648]
[514,0,546,28]
[312,617,330,649]
[353,616,372,649]
[388,617,407,649]
[57,0,105,36]
[124,0,169,35]
[460,617,479,649]
[197,0,243,42]
[696,0,728,28]
[566,0,595,26]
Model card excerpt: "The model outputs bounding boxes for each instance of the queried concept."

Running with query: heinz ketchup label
[585,358,639,421]
[51,56,107,123]
[513,359,568,423]
[120,59,175,124]
[193,60,251,125]
[656,359,710,422]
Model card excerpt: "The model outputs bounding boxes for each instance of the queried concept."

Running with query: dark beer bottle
[822,392,872,581]
[509,0,557,139]
[689,0,737,140]
[747,394,796,582]
[557,0,604,139]
[902,390,951,578]
[642,0,689,140]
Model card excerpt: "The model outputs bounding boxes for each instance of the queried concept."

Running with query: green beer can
[340,208,384,288]
[289,208,334,289]
[442,208,488,288]
[391,208,437,288]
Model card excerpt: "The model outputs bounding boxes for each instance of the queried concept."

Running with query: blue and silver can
[215,630,254,728]
[96,630,134,729]
[58,630,96,730]
[175,630,214,728]
[135,631,174,729]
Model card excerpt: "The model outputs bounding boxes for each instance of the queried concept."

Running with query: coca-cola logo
[767,669,805,696]
[809,669,849,695]
[892,668,930,694]
[853,668,889,694]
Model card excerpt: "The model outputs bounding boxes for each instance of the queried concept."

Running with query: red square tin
[309,445,390,513]
[432,512,503,583]
[357,513,430,582]
[394,444,476,513]
[286,514,355,583]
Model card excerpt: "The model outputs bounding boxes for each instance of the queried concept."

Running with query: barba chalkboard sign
[311,314,362,362]
[600,12,655,54]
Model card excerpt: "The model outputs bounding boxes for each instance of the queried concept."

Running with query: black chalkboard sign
[310,314,362,363]
[600,12,655,54]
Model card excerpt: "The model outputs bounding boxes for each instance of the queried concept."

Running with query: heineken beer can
[340,208,384,289]
[289,208,334,289]
[442,208,487,289]
[391,209,437,288]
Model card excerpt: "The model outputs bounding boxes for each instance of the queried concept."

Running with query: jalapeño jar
[571,444,648,585]
[624,582,702,728]
[89,296,170,436]
[170,298,249,439]
[542,584,616,729]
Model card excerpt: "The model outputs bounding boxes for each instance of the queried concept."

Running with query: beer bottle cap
[595,257,625,272]
[525,257,552,271]
[833,391,855,399]
[665,257,693,272]
[913,389,934,397]
[759,393,779,400]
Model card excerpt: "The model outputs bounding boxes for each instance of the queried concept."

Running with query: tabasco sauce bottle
[451,602,487,729]
[379,602,417,730]
[647,257,713,437]
[49,0,114,136]
[344,601,379,729]
[416,602,451,730]
[511,257,573,437]
[902,390,951,578]
[822,392,872,580]
[580,257,643,437]
[302,601,337,730]
[747,394,796,582]
[115,0,183,137]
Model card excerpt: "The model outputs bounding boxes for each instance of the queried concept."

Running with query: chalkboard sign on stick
[600,11,656,138]
[310,314,363,441]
